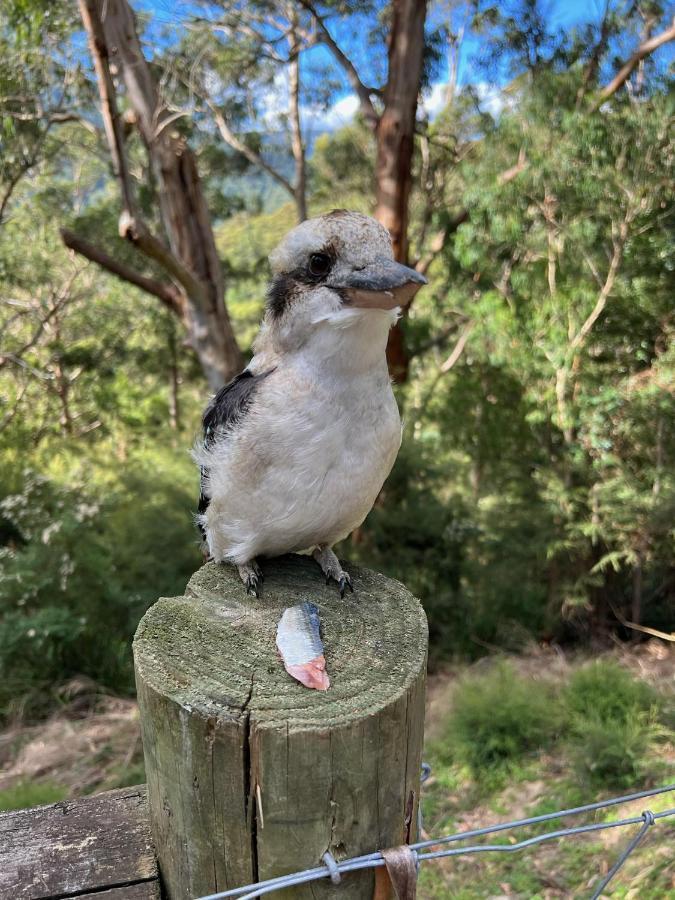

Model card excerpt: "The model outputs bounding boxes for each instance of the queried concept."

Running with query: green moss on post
[133,555,428,899]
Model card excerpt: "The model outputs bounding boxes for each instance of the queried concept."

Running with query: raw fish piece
[276,602,330,691]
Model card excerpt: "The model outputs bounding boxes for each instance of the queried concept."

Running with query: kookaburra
[195,210,427,596]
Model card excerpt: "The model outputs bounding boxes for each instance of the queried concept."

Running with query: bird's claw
[314,547,354,598]
[245,572,262,598]
[326,571,353,597]
[239,560,263,598]
[338,573,354,599]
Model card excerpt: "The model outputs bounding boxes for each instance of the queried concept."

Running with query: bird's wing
[197,367,274,530]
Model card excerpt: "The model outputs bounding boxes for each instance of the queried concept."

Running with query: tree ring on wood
[134,554,428,899]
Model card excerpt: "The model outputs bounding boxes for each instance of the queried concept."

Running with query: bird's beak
[339,257,428,310]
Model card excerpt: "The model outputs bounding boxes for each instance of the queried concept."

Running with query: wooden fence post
[133,554,427,899]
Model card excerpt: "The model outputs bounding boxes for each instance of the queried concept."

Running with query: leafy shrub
[563,661,663,788]
[564,660,658,721]
[566,713,662,789]
[348,438,473,661]
[445,661,560,778]
[0,449,201,722]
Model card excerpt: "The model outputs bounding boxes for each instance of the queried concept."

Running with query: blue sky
[132,0,674,136]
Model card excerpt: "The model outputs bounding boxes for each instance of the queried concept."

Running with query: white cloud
[259,70,290,129]
[420,82,450,118]
[475,82,507,118]
[257,81,361,136]
[302,93,360,134]
[419,81,508,121]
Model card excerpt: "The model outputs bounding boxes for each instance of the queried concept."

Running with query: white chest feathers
[198,359,402,565]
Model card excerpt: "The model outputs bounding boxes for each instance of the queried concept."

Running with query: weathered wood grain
[76,883,160,900]
[134,554,428,900]
[0,785,159,900]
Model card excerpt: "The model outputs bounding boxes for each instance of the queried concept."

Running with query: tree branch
[78,0,136,216]
[414,151,526,274]
[79,0,203,305]
[592,17,675,109]
[60,228,185,315]
[288,19,308,222]
[208,102,295,196]
[497,148,528,184]
[0,381,29,432]
[575,0,613,108]
[415,321,475,421]
[116,212,206,307]
[296,0,380,128]
[569,217,629,354]
[414,210,469,275]
[440,321,475,373]
[609,600,675,642]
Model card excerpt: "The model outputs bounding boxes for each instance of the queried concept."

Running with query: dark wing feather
[197,368,273,538]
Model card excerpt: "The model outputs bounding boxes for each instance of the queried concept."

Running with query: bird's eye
[308,252,331,278]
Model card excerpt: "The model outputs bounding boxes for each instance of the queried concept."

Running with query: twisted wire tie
[321,851,341,885]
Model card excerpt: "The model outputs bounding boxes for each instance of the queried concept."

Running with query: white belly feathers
[198,362,401,565]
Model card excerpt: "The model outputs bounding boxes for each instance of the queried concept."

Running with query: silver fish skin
[276,602,329,691]
[276,602,324,665]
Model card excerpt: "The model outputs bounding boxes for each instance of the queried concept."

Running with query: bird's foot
[313,546,354,599]
[237,559,264,598]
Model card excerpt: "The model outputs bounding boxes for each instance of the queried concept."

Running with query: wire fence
[194,781,675,900]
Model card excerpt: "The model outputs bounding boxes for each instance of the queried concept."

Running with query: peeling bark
[75,0,243,389]
[374,0,427,382]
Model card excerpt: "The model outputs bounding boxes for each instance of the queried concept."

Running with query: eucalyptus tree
[156,0,434,379]
[0,3,85,227]
[411,1,675,632]
[63,0,244,390]
[157,0,318,223]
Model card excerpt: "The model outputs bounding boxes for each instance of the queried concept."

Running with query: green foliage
[563,661,664,787]
[0,447,201,722]
[0,778,67,812]
[437,659,671,791]
[443,662,560,779]
[566,713,663,790]
[1,0,674,725]
[346,438,470,658]
[564,660,659,721]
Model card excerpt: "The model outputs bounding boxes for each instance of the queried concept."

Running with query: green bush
[564,660,658,722]
[0,447,201,722]
[563,661,663,788]
[445,661,560,778]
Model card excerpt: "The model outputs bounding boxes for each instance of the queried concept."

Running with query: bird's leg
[237,559,264,598]
[313,545,354,598]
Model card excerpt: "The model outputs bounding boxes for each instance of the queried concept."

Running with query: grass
[417,655,674,898]
[441,660,561,787]
[0,779,68,812]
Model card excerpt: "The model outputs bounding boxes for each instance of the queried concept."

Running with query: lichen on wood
[134,554,428,899]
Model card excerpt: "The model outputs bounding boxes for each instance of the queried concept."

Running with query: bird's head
[259,210,427,357]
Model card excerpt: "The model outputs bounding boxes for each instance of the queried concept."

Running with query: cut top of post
[134,554,428,732]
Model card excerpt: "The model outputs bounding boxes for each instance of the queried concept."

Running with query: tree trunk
[288,19,308,223]
[374,0,427,382]
[632,557,643,635]
[168,324,180,431]
[78,0,243,390]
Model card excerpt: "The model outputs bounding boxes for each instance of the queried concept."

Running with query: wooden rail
[0,786,159,899]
